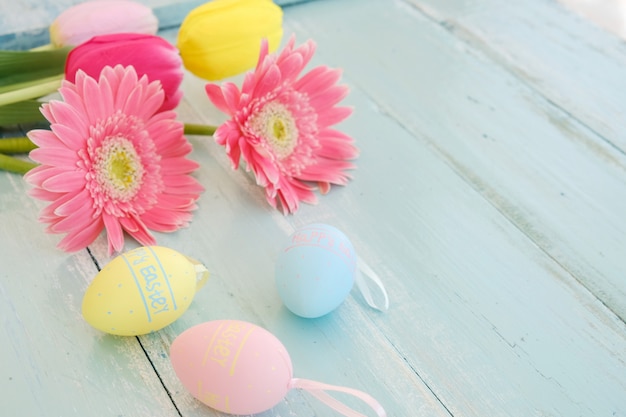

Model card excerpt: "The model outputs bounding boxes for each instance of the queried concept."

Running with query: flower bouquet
[0,0,358,254]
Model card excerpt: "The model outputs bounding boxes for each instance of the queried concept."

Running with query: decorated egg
[82,246,209,336]
[170,320,292,415]
[275,223,357,318]
[170,320,388,417]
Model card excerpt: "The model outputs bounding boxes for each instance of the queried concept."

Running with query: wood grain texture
[287,0,626,322]
[1,0,625,416]
[0,174,182,416]
[405,0,626,324]
[409,0,626,153]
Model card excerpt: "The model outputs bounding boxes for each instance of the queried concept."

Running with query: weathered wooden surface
[1,0,625,416]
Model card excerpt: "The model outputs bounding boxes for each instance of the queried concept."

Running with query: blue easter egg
[275,224,357,318]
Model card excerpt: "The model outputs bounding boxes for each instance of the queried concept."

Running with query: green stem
[0,137,37,154]
[0,74,64,107]
[0,153,37,174]
[184,123,217,136]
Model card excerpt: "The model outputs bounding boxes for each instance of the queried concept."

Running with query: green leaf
[0,137,38,154]
[0,153,37,174]
[0,47,71,87]
[0,100,46,125]
[0,74,63,106]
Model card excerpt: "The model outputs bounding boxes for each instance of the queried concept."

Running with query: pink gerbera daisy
[24,65,203,255]
[205,36,357,214]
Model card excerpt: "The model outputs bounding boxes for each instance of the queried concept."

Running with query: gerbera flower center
[250,101,298,159]
[94,136,144,202]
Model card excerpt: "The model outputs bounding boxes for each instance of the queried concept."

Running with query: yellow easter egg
[82,246,209,336]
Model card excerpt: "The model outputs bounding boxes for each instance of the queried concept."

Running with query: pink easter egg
[170,320,293,415]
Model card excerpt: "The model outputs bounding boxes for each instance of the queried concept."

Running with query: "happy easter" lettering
[139,265,169,314]
[292,229,335,248]
[209,322,247,370]
[288,227,355,267]
[125,247,173,317]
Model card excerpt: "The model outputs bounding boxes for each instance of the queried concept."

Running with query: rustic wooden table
[1,0,625,416]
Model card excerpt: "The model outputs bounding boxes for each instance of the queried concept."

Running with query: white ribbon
[184,255,210,291]
[355,257,389,312]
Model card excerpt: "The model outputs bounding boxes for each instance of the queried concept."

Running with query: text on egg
[122,247,177,321]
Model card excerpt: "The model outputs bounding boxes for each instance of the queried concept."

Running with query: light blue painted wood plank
[0,174,182,416]
[1,0,625,417]
[141,0,626,415]
[77,99,451,417]
[0,0,316,49]
[407,0,626,153]
[284,0,626,321]
[151,76,626,417]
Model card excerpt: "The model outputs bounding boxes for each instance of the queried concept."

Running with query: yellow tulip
[177,0,283,81]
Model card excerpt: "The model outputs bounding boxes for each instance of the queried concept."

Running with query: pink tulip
[65,33,184,111]
[50,0,158,47]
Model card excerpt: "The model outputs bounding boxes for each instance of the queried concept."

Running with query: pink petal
[276,52,305,83]
[27,129,64,148]
[205,83,231,115]
[147,194,196,210]
[24,166,68,186]
[134,79,165,119]
[82,74,108,123]
[30,147,78,166]
[50,123,87,150]
[41,170,86,192]
[159,157,200,174]
[294,66,341,93]
[221,82,242,112]
[251,152,280,185]
[28,187,63,201]
[96,73,115,117]
[56,217,104,252]
[147,118,187,156]
[48,101,89,140]
[240,70,258,98]
[316,106,353,128]
[317,129,359,159]
[297,159,355,185]
[119,216,139,233]
[122,214,156,247]
[254,38,271,72]
[39,102,54,123]
[58,85,88,120]
[103,213,125,254]
[254,64,282,97]
[273,178,318,214]
[54,188,93,216]
[162,88,183,111]
[140,209,191,232]
[308,85,350,110]
[49,202,97,233]
[162,175,204,194]
[122,82,146,116]
[214,122,243,168]
[318,181,331,195]
[114,66,140,110]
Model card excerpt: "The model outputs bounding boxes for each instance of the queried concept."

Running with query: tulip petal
[50,0,158,47]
